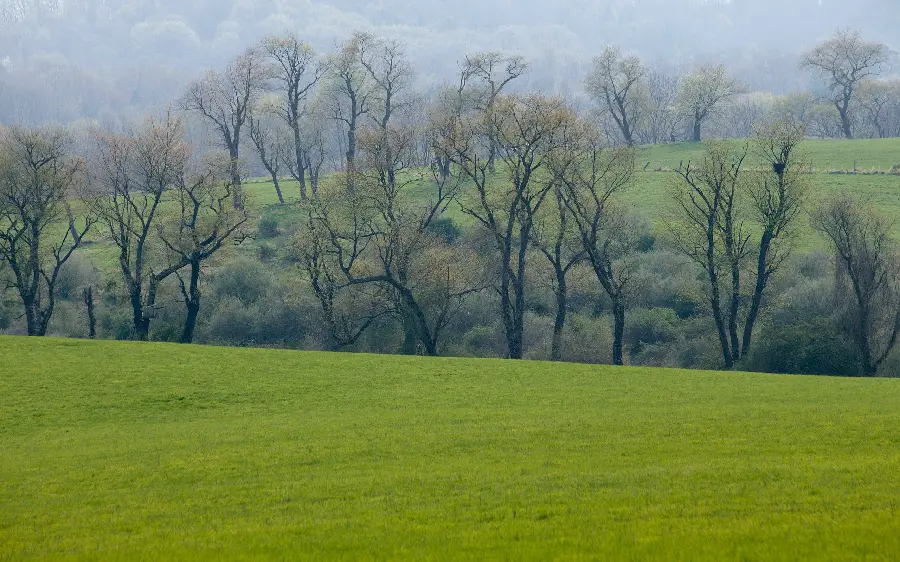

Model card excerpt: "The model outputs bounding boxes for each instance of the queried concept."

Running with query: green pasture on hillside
[1,337,899,560]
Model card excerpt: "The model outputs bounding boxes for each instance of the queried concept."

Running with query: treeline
[1,29,899,377]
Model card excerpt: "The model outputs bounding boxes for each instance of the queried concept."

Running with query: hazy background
[1,0,897,124]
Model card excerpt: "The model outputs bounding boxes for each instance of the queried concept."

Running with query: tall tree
[327,32,374,194]
[0,126,93,336]
[90,113,188,341]
[261,33,324,201]
[157,154,248,344]
[814,196,900,377]
[551,128,638,365]
[741,118,808,356]
[441,93,574,359]
[677,64,740,142]
[181,47,268,208]
[801,28,889,140]
[248,110,289,204]
[585,46,646,146]
[670,143,749,369]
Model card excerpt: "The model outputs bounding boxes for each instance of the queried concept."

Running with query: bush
[258,214,279,239]
[211,258,276,306]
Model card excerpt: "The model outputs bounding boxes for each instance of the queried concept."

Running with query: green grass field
[2,337,899,560]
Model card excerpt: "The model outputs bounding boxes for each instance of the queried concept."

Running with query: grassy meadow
[2,337,900,559]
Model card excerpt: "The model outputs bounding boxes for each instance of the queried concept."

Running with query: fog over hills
[0,0,897,123]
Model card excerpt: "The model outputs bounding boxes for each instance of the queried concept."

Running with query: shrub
[258,214,279,239]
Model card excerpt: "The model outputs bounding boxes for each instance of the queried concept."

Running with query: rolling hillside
[2,337,899,559]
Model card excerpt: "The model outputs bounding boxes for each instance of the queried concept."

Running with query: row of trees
[175,27,896,216]
[587,28,894,145]
[2,28,900,376]
[0,116,246,341]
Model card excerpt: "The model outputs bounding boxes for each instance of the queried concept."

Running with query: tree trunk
[270,172,285,205]
[83,286,96,339]
[728,256,741,362]
[612,298,626,366]
[741,232,772,358]
[180,261,201,344]
[708,265,733,369]
[551,273,567,362]
[229,146,244,209]
[293,125,308,201]
[837,103,853,140]
[693,118,702,142]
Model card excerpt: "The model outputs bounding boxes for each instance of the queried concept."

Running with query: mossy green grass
[1,337,899,560]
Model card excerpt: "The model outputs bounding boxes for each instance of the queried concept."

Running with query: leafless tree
[157,154,248,343]
[261,33,325,201]
[440,93,574,359]
[90,112,188,341]
[326,32,374,194]
[248,109,289,204]
[639,70,681,144]
[551,128,638,365]
[531,183,585,361]
[814,196,900,377]
[585,46,646,146]
[459,51,529,171]
[0,126,94,336]
[742,118,808,356]
[670,143,750,368]
[801,28,889,140]
[181,47,268,208]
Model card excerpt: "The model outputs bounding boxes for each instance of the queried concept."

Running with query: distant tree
[855,79,900,139]
[585,46,647,146]
[326,32,374,194]
[459,51,529,171]
[801,28,889,140]
[248,110,289,204]
[639,70,681,144]
[814,196,900,377]
[0,126,94,336]
[677,64,741,142]
[261,33,325,201]
[181,47,268,208]
[157,154,248,344]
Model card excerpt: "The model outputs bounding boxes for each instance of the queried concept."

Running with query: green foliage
[258,213,279,239]
[1,337,899,559]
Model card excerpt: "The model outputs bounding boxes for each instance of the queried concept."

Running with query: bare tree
[814,196,900,377]
[261,33,325,201]
[551,129,638,365]
[531,183,585,361]
[585,46,646,146]
[742,118,808,356]
[181,47,268,208]
[459,51,529,171]
[0,126,94,336]
[856,79,900,139]
[677,64,741,142]
[639,70,681,144]
[90,113,188,341]
[157,154,248,344]
[440,93,574,359]
[326,32,374,194]
[248,109,289,204]
[670,143,749,368]
[300,125,479,355]
[801,28,889,140]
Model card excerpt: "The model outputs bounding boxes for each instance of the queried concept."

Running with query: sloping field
[1,337,899,560]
